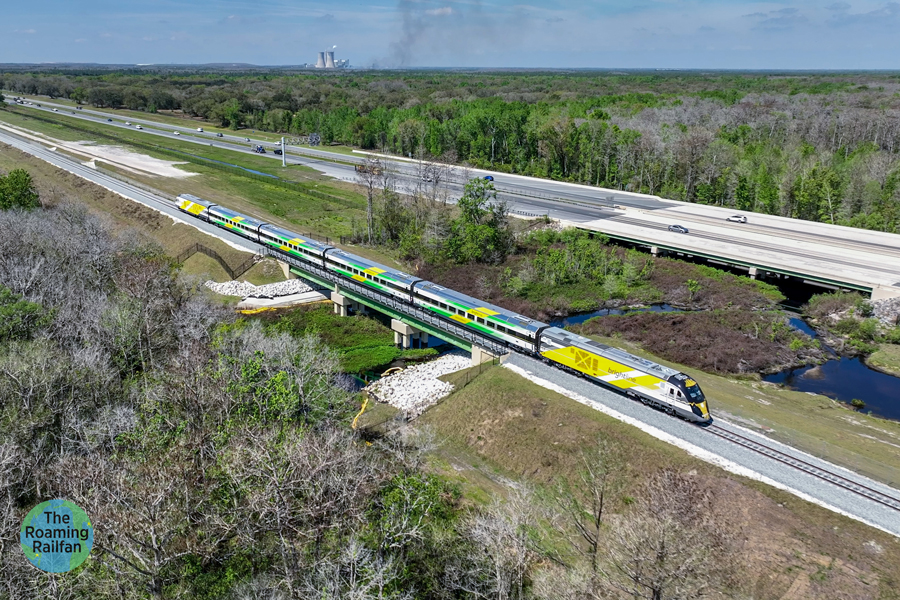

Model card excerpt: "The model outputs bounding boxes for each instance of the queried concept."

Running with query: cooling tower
[325,51,336,68]
[315,52,326,68]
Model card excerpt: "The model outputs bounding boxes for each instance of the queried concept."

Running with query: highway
[4,96,900,298]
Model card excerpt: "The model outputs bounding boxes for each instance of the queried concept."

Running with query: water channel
[764,318,900,421]
[552,305,900,421]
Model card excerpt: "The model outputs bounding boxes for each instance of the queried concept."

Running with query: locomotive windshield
[683,380,705,403]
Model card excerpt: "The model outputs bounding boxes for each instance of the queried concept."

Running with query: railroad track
[706,424,900,512]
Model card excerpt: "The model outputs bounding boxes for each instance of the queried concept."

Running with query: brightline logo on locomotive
[175,193,711,424]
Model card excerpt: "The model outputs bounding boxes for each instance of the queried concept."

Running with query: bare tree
[447,488,538,600]
[554,436,624,577]
[356,157,384,244]
[224,426,386,595]
[601,469,740,600]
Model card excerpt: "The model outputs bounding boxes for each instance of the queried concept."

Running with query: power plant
[313,46,349,69]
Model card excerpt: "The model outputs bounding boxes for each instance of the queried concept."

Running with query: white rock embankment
[365,352,471,417]
[204,278,313,299]
[873,297,900,326]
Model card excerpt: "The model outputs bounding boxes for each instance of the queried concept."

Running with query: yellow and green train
[176,194,711,424]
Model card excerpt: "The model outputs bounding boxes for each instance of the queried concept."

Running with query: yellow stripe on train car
[468,307,500,318]
[364,267,386,276]
[541,346,664,387]
[180,202,206,215]
[450,314,471,324]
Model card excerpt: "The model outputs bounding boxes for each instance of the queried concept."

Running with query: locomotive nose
[692,401,710,420]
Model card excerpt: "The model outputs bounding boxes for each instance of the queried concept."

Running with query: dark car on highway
[483,175,494,181]
[216,133,224,137]
[274,149,283,155]
[667,224,689,234]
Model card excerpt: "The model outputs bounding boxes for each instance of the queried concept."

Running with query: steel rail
[706,424,900,512]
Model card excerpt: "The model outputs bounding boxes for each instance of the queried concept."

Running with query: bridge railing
[263,248,508,355]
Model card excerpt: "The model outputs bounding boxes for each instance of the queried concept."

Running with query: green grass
[867,343,900,377]
[239,259,287,286]
[265,304,436,374]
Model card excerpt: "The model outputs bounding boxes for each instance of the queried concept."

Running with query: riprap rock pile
[204,278,313,299]
[365,352,471,417]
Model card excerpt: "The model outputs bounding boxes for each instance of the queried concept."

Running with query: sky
[3,0,900,69]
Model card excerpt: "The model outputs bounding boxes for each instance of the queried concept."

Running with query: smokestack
[315,52,326,68]
[325,51,336,68]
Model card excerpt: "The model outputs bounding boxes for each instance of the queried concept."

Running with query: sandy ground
[0,122,196,178]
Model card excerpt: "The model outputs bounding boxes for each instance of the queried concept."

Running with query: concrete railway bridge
[263,248,507,366]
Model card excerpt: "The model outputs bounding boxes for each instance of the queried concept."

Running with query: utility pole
[282,136,286,167]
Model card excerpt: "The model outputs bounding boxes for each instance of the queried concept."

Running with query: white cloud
[425,7,453,17]
[13,28,37,34]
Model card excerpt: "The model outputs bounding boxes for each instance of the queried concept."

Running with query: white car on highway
[173,131,180,136]
[125,121,131,126]
[726,215,747,223]
[135,125,143,130]
[197,127,204,132]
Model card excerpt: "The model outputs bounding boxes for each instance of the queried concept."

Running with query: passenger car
[483,175,494,181]
[726,215,747,223]
[667,224,689,234]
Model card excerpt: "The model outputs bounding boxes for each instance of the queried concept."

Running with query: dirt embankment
[573,310,823,375]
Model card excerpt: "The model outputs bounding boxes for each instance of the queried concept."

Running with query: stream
[764,318,900,420]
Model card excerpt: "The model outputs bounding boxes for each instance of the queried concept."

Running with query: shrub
[851,398,866,409]
[0,168,40,210]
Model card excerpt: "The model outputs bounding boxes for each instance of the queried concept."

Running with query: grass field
[417,366,900,600]
[868,344,900,377]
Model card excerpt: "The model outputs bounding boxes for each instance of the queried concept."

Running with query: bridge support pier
[749,267,758,280]
[331,291,361,317]
[391,319,428,349]
[650,246,659,257]
[471,345,502,367]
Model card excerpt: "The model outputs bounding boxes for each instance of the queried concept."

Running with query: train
[176,193,712,424]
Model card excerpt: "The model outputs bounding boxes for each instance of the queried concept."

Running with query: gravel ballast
[365,352,471,417]
[205,278,314,299]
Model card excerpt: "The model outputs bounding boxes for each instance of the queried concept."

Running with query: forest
[3,69,900,232]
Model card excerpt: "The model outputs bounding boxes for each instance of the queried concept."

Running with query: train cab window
[677,391,683,398]
[668,388,674,395]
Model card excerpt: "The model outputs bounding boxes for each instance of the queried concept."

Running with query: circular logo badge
[20,499,94,573]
